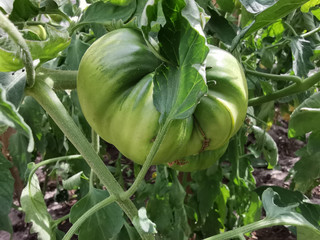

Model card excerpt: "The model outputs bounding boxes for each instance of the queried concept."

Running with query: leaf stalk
[248,71,320,106]
[120,119,172,200]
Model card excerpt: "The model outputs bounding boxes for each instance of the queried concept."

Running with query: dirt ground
[1,120,319,240]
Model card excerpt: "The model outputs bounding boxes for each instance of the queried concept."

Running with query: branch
[245,69,302,84]
[203,219,276,240]
[248,71,320,106]
[120,119,171,200]
[36,68,77,90]
[301,25,320,38]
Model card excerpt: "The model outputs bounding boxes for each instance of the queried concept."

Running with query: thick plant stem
[120,119,172,200]
[26,80,154,240]
[249,71,320,106]
[0,12,35,87]
[62,195,117,240]
[90,130,100,189]
[302,25,320,38]
[203,218,276,240]
[36,68,77,90]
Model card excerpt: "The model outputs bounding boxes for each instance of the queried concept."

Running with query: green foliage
[0,149,14,234]
[289,92,320,137]
[262,188,320,236]
[0,24,70,72]
[290,131,320,193]
[152,0,209,122]
[249,125,278,169]
[70,188,124,239]
[0,69,26,108]
[241,0,309,36]
[0,85,34,151]
[21,172,57,240]
[289,37,314,77]
[75,0,137,31]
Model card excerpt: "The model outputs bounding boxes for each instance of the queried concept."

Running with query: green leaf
[262,188,320,234]
[0,25,70,71]
[9,0,39,21]
[9,132,32,179]
[288,92,320,137]
[289,37,314,77]
[251,125,278,169]
[205,8,237,46]
[256,186,320,235]
[255,186,305,204]
[76,1,136,30]
[131,0,149,26]
[312,8,320,20]
[0,86,34,152]
[301,0,320,12]
[259,80,273,95]
[223,136,262,228]
[27,25,70,61]
[191,167,222,223]
[18,96,49,155]
[0,151,14,234]
[0,215,12,235]
[201,209,222,237]
[307,131,320,154]
[291,135,320,193]
[0,32,24,72]
[0,0,13,14]
[243,0,309,36]
[70,188,124,239]
[146,166,190,238]
[144,0,209,122]
[216,0,234,12]
[62,171,83,190]
[239,0,277,14]
[113,221,140,240]
[64,35,90,70]
[297,226,320,240]
[0,69,26,108]
[21,172,56,240]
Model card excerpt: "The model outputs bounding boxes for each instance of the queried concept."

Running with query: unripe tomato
[77,28,248,171]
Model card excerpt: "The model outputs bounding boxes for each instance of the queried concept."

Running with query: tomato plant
[1,0,320,240]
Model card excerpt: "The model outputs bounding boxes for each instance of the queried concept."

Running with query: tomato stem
[248,70,320,106]
[203,218,278,240]
[301,25,320,38]
[36,67,77,90]
[89,130,100,189]
[120,119,172,200]
[245,69,302,84]
[26,80,154,240]
[0,12,35,87]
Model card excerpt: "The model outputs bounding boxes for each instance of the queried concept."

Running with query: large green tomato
[77,28,248,172]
